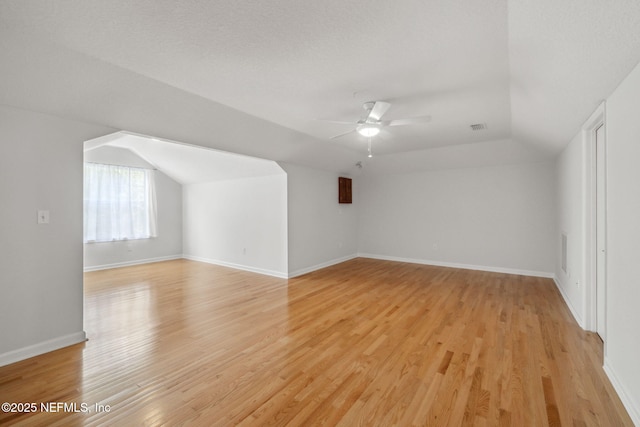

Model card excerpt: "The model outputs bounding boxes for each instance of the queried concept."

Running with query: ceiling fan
[327,101,432,140]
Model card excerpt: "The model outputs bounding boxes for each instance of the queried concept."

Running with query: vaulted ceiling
[85,132,284,184]
[2,0,640,174]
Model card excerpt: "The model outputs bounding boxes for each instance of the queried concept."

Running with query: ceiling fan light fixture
[357,124,380,137]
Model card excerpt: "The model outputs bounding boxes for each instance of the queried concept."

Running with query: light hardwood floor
[0,258,633,426]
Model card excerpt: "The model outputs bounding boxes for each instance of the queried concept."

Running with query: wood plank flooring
[0,258,633,426]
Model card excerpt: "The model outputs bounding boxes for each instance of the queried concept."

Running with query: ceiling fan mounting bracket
[363,101,376,111]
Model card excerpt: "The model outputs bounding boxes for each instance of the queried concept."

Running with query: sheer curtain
[84,163,157,243]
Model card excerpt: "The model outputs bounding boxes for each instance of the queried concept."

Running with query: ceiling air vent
[470,123,487,131]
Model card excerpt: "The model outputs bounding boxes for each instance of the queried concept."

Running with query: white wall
[554,62,640,424]
[279,163,358,277]
[83,146,183,270]
[85,145,154,169]
[0,105,114,365]
[183,174,288,277]
[602,60,640,425]
[554,133,586,326]
[358,162,556,276]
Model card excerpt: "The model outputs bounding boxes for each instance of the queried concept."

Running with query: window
[84,163,157,243]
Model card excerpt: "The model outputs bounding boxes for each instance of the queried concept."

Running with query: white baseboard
[84,254,183,272]
[552,276,585,328]
[0,331,87,367]
[288,254,358,278]
[183,255,288,279]
[604,358,640,426]
[357,253,554,278]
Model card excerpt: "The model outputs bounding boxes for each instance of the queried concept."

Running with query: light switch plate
[37,210,50,224]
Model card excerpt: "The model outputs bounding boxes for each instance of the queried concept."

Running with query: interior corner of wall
[275,161,291,174]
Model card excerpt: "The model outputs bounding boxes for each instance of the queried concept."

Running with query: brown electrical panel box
[338,177,352,204]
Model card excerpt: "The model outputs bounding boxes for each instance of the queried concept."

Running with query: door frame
[582,102,606,341]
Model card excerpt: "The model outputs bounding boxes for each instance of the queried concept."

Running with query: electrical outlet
[243,248,247,255]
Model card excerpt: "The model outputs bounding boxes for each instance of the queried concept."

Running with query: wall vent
[470,123,487,131]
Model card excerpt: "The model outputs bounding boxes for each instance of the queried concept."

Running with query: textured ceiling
[509,0,640,152]
[2,0,640,172]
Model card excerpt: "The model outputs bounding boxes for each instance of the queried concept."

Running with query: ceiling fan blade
[318,119,359,125]
[383,115,432,127]
[330,129,356,139]
[367,101,391,122]
[378,129,394,141]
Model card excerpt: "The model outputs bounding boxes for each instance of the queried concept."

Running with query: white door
[596,124,606,339]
